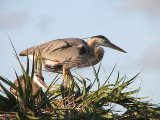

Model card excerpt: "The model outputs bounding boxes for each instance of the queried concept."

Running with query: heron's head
[91,35,127,53]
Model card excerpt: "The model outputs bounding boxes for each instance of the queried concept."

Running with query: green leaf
[16,112,21,120]
[26,114,39,120]
[0,76,16,89]
[102,63,117,86]
[0,82,16,102]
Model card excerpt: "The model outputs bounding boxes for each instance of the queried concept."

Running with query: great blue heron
[19,35,126,81]
[10,72,48,97]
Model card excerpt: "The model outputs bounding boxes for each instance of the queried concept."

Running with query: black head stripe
[91,35,107,40]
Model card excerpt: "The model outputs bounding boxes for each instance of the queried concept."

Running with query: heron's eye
[95,44,100,47]
[79,46,86,55]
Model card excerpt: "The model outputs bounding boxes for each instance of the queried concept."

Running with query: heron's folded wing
[19,39,76,56]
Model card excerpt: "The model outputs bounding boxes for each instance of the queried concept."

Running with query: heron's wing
[19,38,89,65]
[19,38,80,56]
[42,40,87,63]
[19,38,93,70]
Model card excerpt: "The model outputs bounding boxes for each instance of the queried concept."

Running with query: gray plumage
[20,38,92,72]
[19,35,126,73]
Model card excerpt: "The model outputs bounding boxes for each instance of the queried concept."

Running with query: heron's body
[20,38,102,72]
[19,35,126,81]
[10,72,47,97]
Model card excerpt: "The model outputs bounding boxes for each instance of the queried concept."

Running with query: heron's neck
[87,38,98,47]
[94,47,104,61]
[87,47,104,66]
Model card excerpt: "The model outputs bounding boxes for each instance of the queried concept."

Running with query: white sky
[0,0,160,104]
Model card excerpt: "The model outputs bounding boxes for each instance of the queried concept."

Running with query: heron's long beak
[33,75,48,89]
[105,42,127,53]
[37,79,48,89]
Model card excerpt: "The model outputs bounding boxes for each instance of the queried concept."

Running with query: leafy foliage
[1,60,160,119]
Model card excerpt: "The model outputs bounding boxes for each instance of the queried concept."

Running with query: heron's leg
[62,67,71,90]
[62,67,66,83]
[65,70,69,80]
